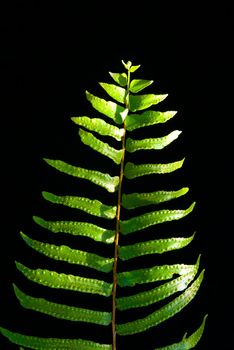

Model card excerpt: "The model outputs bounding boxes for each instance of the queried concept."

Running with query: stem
[112,68,130,350]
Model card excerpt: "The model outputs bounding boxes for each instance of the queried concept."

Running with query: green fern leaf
[129,79,154,93]
[86,91,126,124]
[117,256,199,310]
[20,232,114,272]
[129,93,168,112]
[116,270,204,335]
[125,111,177,131]
[126,130,182,152]
[119,233,195,260]
[79,128,124,164]
[109,72,127,87]
[71,116,124,141]
[32,216,115,243]
[154,315,208,349]
[16,262,113,297]
[42,191,117,219]
[13,285,111,325]
[0,327,112,349]
[117,256,200,287]
[99,83,126,103]
[122,187,189,209]
[125,110,177,131]
[44,158,119,192]
[120,202,195,235]
[0,60,206,349]
[124,159,185,179]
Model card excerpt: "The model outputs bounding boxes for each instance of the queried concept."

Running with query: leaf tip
[19,231,26,240]
[196,254,202,267]
[183,186,189,194]
[15,261,23,272]
[43,158,52,166]
[85,90,91,100]
[32,215,46,228]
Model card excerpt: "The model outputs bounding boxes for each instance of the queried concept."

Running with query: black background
[1,2,233,349]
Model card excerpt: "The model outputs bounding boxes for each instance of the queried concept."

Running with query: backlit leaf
[116,270,204,335]
[130,79,153,93]
[117,257,199,309]
[129,94,168,112]
[126,130,182,152]
[79,128,124,164]
[154,315,208,349]
[124,159,184,179]
[119,233,195,260]
[33,216,115,244]
[122,187,189,209]
[0,327,111,349]
[44,159,119,193]
[16,262,113,297]
[86,91,125,124]
[13,285,112,325]
[109,72,127,87]
[117,257,200,287]
[120,202,195,234]
[42,191,117,219]
[20,232,114,272]
[125,110,177,131]
[99,83,126,103]
[71,116,124,141]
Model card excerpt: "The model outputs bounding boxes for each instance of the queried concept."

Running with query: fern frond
[0,60,206,349]
[33,216,115,243]
[44,159,119,193]
[16,262,113,296]
[116,270,204,335]
[20,232,114,272]
[0,327,112,349]
[124,159,185,179]
[42,191,116,219]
